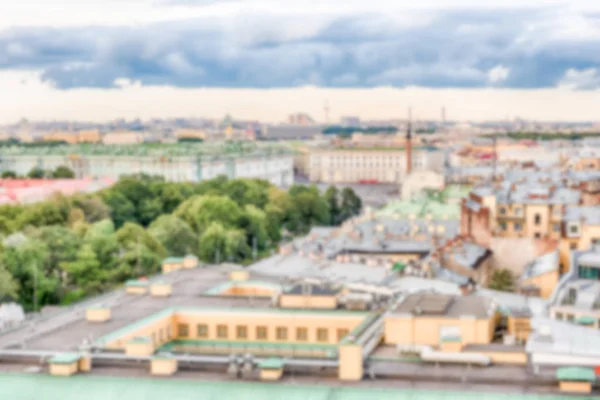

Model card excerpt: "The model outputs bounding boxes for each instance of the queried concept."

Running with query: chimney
[406,107,412,175]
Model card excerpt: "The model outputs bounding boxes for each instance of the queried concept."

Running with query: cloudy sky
[1,0,600,123]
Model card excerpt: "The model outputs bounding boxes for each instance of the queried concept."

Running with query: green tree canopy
[175,195,242,234]
[1,170,17,179]
[148,215,198,256]
[52,165,75,179]
[489,269,515,292]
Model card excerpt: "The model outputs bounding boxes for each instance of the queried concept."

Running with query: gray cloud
[0,7,599,89]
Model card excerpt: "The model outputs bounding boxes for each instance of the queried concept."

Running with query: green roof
[162,257,184,264]
[152,352,174,360]
[125,280,149,287]
[576,316,595,325]
[0,373,595,400]
[440,336,462,343]
[158,339,337,356]
[257,358,284,369]
[128,336,152,344]
[49,353,82,364]
[556,367,596,382]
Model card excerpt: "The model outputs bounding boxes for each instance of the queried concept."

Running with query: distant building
[401,170,445,200]
[102,131,145,145]
[340,116,361,127]
[288,113,314,125]
[306,146,444,184]
[260,124,322,141]
[0,178,115,205]
[0,144,294,186]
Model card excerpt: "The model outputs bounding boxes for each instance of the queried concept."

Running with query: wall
[384,315,494,346]
[105,313,174,349]
[520,270,559,299]
[279,295,338,309]
[338,344,363,381]
[49,363,78,376]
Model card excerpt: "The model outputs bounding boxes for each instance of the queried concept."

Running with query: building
[260,124,322,141]
[518,250,560,299]
[558,206,600,273]
[400,170,445,200]
[0,178,115,205]
[306,146,444,184]
[384,293,496,349]
[102,131,145,145]
[0,144,294,186]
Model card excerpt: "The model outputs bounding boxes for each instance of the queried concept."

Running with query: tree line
[0,175,362,310]
[2,165,76,179]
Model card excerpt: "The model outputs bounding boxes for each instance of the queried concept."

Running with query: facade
[400,170,445,200]
[102,131,145,145]
[384,293,496,348]
[306,146,444,184]
[558,206,600,273]
[0,144,294,186]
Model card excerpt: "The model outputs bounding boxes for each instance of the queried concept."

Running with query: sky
[1,0,600,123]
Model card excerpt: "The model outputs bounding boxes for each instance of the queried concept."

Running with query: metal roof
[0,374,587,400]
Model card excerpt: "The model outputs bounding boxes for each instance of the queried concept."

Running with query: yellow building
[77,130,102,144]
[518,251,559,299]
[279,283,341,310]
[384,294,496,349]
[559,207,600,273]
[43,131,78,144]
[161,255,199,274]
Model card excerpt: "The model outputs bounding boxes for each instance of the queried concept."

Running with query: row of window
[499,222,561,233]
[177,323,349,343]
[555,312,600,326]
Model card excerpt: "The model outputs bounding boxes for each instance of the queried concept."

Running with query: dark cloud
[0,7,599,89]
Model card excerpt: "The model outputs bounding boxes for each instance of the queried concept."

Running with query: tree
[489,269,515,292]
[1,171,17,179]
[175,195,242,234]
[325,186,340,225]
[102,191,136,228]
[60,244,104,294]
[0,266,18,301]
[239,205,269,251]
[73,196,111,222]
[52,165,75,179]
[198,222,249,263]
[27,167,48,179]
[33,226,82,277]
[148,215,198,256]
[340,187,362,222]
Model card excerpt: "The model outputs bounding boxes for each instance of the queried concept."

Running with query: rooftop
[392,293,494,319]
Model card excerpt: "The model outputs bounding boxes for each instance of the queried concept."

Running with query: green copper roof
[257,358,285,369]
[49,353,82,364]
[0,374,595,400]
[556,367,596,382]
[125,280,149,287]
[576,316,595,325]
[162,257,184,264]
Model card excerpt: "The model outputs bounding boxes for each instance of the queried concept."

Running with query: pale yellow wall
[279,295,338,310]
[150,358,178,376]
[507,316,531,342]
[520,270,559,299]
[125,341,155,356]
[477,351,527,365]
[559,381,592,394]
[550,306,600,329]
[150,283,172,297]
[223,286,276,297]
[182,258,198,269]
[162,262,182,274]
[384,316,494,346]
[525,204,550,238]
[126,286,148,295]
[106,314,174,349]
[229,271,249,281]
[173,313,362,345]
[559,224,600,273]
[86,308,111,323]
[79,356,92,372]
[260,368,283,381]
[49,363,78,376]
[338,344,363,381]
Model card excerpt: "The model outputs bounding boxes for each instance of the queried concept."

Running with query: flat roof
[392,293,492,319]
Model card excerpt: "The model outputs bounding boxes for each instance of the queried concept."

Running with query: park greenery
[0,175,362,311]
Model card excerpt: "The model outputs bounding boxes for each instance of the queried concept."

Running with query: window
[500,222,507,232]
[167,326,172,339]
[197,324,208,338]
[316,328,329,342]
[256,326,268,340]
[499,207,507,215]
[178,324,189,337]
[555,312,563,321]
[159,328,164,342]
[534,214,541,225]
[514,208,522,216]
[569,225,579,234]
[534,233,541,239]
[566,314,574,322]
[217,324,228,339]
[570,243,577,250]
[151,332,157,345]
[276,327,288,340]
[296,327,308,341]
[236,325,248,339]
[553,224,560,233]
[337,328,349,341]
[514,223,522,232]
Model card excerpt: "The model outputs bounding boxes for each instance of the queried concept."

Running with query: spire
[406,107,413,175]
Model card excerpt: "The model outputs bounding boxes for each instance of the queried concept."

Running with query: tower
[406,107,413,176]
